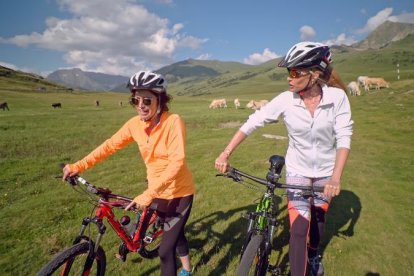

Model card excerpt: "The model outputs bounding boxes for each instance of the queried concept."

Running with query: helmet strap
[297,75,314,97]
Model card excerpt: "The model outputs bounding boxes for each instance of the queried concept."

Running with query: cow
[347,81,361,96]
[364,77,389,91]
[357,76,368,87]
[234,98,241,109]
[209,98,227,109]
[0,102,9,111]
[95,100,100,107]
[52,103,62,108]
[246,100,268,110]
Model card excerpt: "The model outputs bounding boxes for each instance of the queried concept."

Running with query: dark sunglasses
[287,69,311,78]
[129,96,154,106]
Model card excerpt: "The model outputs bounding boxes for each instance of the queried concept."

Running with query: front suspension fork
[74,216,107,254]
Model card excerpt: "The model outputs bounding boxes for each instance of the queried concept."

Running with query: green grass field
[1,77,413,275]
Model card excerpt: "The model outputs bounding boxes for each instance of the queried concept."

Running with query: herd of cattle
[209,98,269,110]
[208,76,390,109]
[347,76,389,96]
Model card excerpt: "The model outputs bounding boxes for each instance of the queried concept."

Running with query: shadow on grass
[136,189,360,275]
[320,189,362,254]
[186,205,255,275]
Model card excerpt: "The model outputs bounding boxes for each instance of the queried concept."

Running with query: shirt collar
[293,85,334,107]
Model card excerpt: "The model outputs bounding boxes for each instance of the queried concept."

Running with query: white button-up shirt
[240,86,353,178]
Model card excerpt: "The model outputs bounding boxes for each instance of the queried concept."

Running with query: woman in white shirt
[215,42,353,276]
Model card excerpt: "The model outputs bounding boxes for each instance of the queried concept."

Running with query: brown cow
[209,98,227,109]
[0,102,9,111]
[52,103,62,108]
[364,77,389,91]
[246,100,268,110]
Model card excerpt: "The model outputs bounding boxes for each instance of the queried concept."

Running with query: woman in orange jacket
[63,71,195,276]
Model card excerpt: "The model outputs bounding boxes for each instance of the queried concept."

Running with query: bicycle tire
[37,242,106,276]
[236,234,268,276]
[138,216,164,259]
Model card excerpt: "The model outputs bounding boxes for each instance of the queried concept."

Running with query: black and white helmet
[278,42,332,72]
[127,71,167,93]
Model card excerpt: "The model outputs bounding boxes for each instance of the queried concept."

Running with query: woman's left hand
[323,179,341,198]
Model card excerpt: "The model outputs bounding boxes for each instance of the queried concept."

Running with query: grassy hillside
[0,66,413,275]
[0,66,70,93]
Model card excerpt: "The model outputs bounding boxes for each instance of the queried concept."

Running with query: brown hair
[157,92,173,112]
[317,66,348,94]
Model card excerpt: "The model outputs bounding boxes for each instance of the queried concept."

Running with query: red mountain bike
[37,168,164,276]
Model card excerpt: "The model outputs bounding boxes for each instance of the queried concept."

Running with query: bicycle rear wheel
[236,234,268,276]
[37,242,106,276]
[138,216,164,259]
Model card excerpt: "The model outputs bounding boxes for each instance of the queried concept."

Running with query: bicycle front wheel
[236,234,268,276]
[37,242,106,276]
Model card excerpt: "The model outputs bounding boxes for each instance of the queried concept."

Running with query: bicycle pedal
[143,236,153,243]
[115,253,127,262]
[268,265,282,275]
[117,242,129,262]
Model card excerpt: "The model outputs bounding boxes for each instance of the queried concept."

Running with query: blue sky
[0,0,413,76]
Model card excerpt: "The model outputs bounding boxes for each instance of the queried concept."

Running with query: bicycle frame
[76,201,158,251]
[64,173,163,257]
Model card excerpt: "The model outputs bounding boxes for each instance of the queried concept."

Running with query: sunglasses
[287,69,311,78]
[129,96,154,106]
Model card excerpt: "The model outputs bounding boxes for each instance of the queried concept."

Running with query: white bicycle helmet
[127,71,167,93]
[278,42,332,72]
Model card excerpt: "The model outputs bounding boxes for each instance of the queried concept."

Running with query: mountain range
[2,20,413,94]
[46,68,128,91]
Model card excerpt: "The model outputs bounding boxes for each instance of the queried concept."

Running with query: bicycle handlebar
[218,166,324,193]
[59,163,160,212]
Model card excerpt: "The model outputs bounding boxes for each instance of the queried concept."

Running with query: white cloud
[0,61,19,70]
[323,33,358,46]
[388,12,414,24]
[0,0,206,75]
[243,48,279,65]
[300,25,316,41]
[196,53,211,60]
[154,0,174,5]
[356,7,393,34]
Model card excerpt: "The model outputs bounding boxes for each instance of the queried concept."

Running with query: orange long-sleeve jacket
[68,112,195,206]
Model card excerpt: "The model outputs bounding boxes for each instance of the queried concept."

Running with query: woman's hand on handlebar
[323,179,341,197]
[215,152,230,173]
[125,195,148,211]
[62,164,79,181]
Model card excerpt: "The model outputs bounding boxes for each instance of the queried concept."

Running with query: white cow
[357,76,368,87]
[246,100,268,110]
[209,98,227,109]
[347,81,361,96]
[234,98,240,109]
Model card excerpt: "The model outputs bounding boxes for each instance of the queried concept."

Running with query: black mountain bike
[217,155,323,276]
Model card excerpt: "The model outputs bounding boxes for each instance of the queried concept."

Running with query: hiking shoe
[179,268,192,276]
[308,255,324,276]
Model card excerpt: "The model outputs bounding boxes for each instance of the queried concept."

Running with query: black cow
[52,103,62,108]
[0,102,9,111]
